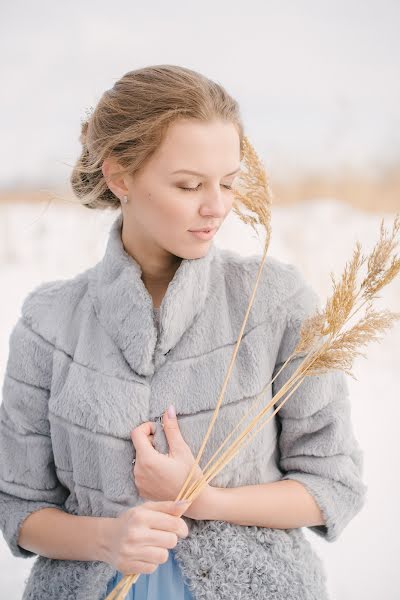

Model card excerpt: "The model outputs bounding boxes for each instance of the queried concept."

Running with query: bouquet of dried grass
[105,136,400,599]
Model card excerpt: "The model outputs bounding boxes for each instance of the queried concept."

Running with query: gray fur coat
[0,211,367,599]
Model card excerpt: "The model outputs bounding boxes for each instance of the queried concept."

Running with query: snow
[0,199,399,599]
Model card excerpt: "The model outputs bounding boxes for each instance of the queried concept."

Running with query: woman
[0,65,367,600]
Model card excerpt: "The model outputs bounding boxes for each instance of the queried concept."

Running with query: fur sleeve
[0,295,69,558]
[272,264,368,542]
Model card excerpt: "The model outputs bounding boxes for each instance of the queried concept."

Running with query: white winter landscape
[0,198,399,599]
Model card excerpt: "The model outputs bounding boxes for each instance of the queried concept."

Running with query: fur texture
[0,211,367,599]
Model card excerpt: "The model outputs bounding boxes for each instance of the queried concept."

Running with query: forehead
[154,119,241,174]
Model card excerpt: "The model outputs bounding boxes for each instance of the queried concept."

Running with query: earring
[121,195,128,204]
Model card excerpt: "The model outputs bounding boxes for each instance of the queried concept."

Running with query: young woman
[0,65,367,600]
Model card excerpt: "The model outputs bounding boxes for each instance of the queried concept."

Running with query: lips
[189,227,216,232]
[188,228,217,240]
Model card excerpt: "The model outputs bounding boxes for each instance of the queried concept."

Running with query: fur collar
[88,212,217,377]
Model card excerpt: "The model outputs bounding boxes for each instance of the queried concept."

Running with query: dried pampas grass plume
[231,135,273,243]
[297,213,400,380]
[361,214,400,297]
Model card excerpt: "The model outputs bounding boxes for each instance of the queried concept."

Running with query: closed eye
[180,184,233,192]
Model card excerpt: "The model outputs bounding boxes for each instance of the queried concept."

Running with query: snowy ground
[0,199,399,599]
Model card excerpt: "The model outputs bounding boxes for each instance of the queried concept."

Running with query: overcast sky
[1,0,399,187]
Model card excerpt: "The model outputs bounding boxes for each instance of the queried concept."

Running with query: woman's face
[104,118,241,261]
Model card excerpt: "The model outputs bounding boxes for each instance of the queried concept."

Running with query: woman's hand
[130,406,212,520]
[103,499,190,575]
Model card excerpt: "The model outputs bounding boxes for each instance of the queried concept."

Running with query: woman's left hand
[130,406,212,520]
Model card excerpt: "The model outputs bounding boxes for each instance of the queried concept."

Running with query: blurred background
[1,1,399,599]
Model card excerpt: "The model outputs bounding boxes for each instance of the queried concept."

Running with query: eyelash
[180,184,233,192]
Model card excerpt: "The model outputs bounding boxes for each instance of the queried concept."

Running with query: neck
[90,211,217,376]
[121,220,182,293]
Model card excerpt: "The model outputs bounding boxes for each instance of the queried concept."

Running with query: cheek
[154,192,192,224]
[225,196,234,213]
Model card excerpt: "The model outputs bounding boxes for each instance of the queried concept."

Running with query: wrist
[183,484,221,521]
[95,516,115,563]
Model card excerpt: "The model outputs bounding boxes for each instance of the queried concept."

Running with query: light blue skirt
[104,547,194,599]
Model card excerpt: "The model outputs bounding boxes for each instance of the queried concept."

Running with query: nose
[199,188,227,218]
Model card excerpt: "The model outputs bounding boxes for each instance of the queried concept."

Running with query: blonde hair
[70,64,245,210]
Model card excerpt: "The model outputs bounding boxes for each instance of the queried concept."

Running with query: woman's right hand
[103,499,191,576]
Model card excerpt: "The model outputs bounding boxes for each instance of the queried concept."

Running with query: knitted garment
[0,211,368,600]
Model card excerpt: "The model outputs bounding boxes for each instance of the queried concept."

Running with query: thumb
[163,405,186,456]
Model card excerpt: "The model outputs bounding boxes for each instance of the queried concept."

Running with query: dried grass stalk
[178,212,400,505]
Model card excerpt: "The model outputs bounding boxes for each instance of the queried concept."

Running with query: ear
[101,157,128,198]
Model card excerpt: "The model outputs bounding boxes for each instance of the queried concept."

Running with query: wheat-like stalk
[105,149,400,598]
[173,211,400,512]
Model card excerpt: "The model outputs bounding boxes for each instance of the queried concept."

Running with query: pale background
[1,1,399,598]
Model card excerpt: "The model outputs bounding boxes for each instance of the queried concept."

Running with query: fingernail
[167,404,176,419]
[175,499,190,506]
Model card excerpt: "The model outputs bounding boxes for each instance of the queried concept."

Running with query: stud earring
[121,195,128,204]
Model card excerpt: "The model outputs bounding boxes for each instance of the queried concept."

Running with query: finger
[162,408,187,457]
[121,546,166,575]
[125,545,169,567]
[137,528,182,546]
[122,559,159,576]
[131,422,155,438]
[131,422,157,453]
[142,509,189,537]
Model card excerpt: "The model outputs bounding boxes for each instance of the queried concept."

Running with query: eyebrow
[170,167,241,177]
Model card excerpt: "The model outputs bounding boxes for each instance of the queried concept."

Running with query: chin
[175,243,213,261]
